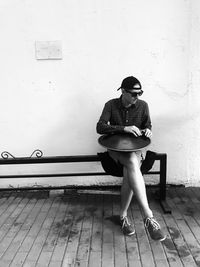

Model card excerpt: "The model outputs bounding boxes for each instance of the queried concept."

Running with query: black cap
[117,76,142,91]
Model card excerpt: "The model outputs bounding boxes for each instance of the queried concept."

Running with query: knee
[126,152,139,167]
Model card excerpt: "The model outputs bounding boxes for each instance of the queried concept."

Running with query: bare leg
[120,167,133,218]
[108,150,166,240]
[126,163,153,218]
[109,150,153,218]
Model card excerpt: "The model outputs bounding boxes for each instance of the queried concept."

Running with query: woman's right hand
[124,125,142,137]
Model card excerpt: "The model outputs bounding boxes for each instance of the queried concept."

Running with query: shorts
[98,150,155,177]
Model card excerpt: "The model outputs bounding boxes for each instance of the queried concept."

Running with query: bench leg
[159,154,171,214]
[159,200,171,214]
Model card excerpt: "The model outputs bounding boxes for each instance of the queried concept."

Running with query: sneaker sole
[145,229,167,241]
[159,235,167,242]
[151,234,166,242]
[126,230,135,236]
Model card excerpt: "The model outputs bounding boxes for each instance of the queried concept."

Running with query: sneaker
[120,216,135,236]
[144,217,166,241]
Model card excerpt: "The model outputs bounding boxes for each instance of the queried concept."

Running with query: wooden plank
[19,196,55,253]
[125,196,142,267]
[173,187,200,265]
[186,187,200,227]
[75,194,95,266]
[26,200,56,236]
[0,193,38,259]
[0,187,199,267]
[0,193,30,243]
[35,195,70,265]
[90,194,103,252]
[23,261,36,267]
[177,187,200,232]
[42,202,69,252]
[102,194,114,244]
[146,190,171,267]
[167,188,200,266]
[0,259,12,267]
[24,196,61,262]
[36,251,52,267]
[62,251,77,266]
[112,195,128,267]
[102,194,114,267]
[48,261,62,267]
[0,194,17,218]
[22,196,59,266]
[9,252,27,267]
[0,193,11,207]
[51,194,83,263]
[129,191,159,267]
[102,242,114,267]
[0,195,22,234]
[61,194,88,265]
[1,228,28,262]
[161,190,185,267]
[163,213,197,267]
[88,251,101,267]
[9,193,37,228]
[132,209,155,267]
[126,241,142,267]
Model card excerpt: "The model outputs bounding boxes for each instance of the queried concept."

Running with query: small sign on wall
[35,41,62,60]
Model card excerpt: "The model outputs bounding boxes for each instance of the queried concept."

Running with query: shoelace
[145,217,160,231]
[121,216,131,228]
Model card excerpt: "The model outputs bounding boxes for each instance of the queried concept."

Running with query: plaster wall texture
[0,0,199,188]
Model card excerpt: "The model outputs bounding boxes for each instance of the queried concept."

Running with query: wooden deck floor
[0,186,199,267]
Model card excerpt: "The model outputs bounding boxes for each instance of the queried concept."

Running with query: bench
[0,150,170,214]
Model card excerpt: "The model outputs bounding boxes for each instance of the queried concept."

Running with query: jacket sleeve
[96,101,124,135]
[141,102,152,130]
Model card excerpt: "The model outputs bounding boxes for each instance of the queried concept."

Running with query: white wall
[0,0,199,188]
[187,0,200,186]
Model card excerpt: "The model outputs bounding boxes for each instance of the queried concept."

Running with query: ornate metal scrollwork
[30,149,43,158]
[1,149,43,159]
[1,151,15,159]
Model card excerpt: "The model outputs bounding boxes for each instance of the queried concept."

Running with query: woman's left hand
[143,128,152,138]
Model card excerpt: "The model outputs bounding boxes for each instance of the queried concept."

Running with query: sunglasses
[125,89,143,97]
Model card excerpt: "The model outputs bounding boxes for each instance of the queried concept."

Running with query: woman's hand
[142,128,152,138]
[124,125,142,137]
